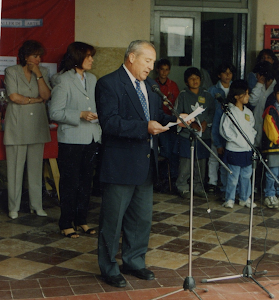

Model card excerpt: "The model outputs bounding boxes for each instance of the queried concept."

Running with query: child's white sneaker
[239,198,257,208]
[222,200,234,208]
[264,196,279,209]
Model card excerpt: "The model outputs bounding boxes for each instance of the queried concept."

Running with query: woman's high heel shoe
[30,209,48,217]
[76,225,96,235]
[61,229,79,238]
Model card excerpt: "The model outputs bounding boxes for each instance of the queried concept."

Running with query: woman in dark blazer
[4,40,51,220]
[49,42,101,238]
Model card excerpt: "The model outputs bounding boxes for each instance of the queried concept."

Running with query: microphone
[151,85,173,108]
[215,93,225,104]
[151,85,168,100]
[215,93,229,108]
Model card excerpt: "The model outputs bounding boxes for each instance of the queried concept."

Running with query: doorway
[152,10,248,89]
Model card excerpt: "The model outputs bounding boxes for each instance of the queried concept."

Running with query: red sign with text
[0,0,75,83]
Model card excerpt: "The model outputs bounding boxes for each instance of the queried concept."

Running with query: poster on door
[167,26,185,57]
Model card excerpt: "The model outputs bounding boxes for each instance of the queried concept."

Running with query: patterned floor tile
[152,211,176,222]
[0,238,42,257]
[57,253,99,274]
[0,223,33,239]
[0,257,51,280]
[146,249,190,269]
[47,236,98,253]
[0,191,278,299]
[148,233,175,249]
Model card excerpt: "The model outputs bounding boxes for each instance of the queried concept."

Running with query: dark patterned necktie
[135,79,150,121]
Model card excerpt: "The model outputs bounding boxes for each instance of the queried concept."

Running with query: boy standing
[207,62,236,195]
[155,59,180,115]
[155,59,180,192]
[175,67,215,198]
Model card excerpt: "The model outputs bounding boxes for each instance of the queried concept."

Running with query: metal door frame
[153,10,201,69]
[151,0,250,79]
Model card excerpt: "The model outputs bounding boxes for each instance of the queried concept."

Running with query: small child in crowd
[207,62,236,195]
[262,83,279,209]
[219,80,257,208]
[155,58,180,115]
[155,59,180,191]
[175,67,215,198]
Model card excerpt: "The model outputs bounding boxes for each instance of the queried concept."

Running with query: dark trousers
[98,153,155,277]
[158,128,179,179]
[58,141,98,230]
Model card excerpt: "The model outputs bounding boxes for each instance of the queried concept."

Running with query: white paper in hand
[165,107,205,128]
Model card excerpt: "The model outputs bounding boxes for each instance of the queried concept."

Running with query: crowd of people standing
[155,49,279,211]
[3,39,279,288]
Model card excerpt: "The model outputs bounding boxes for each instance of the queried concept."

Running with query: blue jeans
[264,166,279,197]
[225,163,252,202]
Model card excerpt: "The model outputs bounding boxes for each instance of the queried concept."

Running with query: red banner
[0,0,75,82]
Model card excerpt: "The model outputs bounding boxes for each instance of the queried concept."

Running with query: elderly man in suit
[96,40,190,288]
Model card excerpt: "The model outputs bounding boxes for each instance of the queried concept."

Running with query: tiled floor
[1,188,279,300]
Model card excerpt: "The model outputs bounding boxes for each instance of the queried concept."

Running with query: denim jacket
[207,81,227,148]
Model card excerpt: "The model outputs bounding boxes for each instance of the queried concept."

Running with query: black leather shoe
[122,268,155,280]
[102,274,126,287]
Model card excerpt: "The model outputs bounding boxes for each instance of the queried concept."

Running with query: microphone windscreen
[152,85,160,93]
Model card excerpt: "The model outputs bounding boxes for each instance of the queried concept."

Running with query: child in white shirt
[219,80,257,208]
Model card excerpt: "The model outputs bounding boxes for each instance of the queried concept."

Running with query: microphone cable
[193,141,249,282]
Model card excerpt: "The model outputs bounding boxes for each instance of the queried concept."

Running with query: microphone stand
[151,91,231,300]
[200,102,278,299]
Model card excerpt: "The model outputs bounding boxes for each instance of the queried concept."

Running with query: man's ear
[129,53,136,64]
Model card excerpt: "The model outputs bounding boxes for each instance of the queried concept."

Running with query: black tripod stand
[202,152,274,299]
[201,100,279,299]
[150,85,231,300]
[182,134,211,300]
[151,131,231,300]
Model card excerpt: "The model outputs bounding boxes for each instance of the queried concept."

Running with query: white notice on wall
[167,26,185,57]
[0,56,17,75]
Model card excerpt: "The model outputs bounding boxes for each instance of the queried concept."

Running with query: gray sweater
[175,86,215,140]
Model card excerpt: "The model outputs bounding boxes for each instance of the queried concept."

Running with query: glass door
[153,10,247,89]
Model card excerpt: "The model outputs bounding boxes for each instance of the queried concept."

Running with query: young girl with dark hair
[219,80,257,208]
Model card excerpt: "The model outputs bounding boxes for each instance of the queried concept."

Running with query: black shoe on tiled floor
[101,273,126,287]
[122,268,155,280]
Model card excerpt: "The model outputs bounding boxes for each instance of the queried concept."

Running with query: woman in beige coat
[4,40,51,219]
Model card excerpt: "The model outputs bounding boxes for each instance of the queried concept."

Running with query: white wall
[75,0,151,47]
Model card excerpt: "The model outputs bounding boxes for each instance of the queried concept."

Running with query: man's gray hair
[124,40,155,62]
